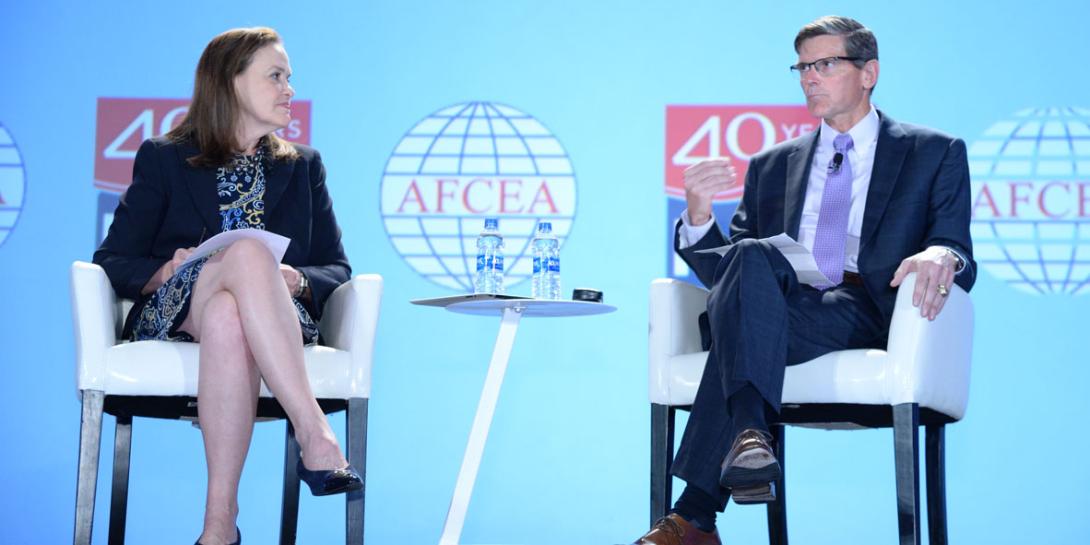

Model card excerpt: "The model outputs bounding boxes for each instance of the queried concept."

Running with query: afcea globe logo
[969,107,1090,295]
[380,102,576,292]
[0,122,26,249]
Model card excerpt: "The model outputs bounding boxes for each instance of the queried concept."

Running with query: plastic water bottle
[473,217,504,294]
[531,222,561,299]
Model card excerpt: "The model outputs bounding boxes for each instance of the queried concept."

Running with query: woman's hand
[142,247,195,294]
[280,264,307,299]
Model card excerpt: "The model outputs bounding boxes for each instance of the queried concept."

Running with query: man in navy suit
[632,15,975,545]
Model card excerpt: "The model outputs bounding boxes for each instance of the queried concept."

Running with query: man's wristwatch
[944,248,965,273]
[294,271,309,298]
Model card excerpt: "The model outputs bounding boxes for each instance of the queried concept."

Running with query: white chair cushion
[781,349,892,404]
[659,345,968,420]
[661,349,891,408]
[102,341,361,399]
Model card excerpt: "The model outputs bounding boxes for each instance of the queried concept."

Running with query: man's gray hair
[794,15,878,65]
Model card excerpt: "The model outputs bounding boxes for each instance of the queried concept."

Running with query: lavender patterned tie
[811,133,854,289]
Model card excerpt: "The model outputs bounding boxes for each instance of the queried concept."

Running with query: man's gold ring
[936,284,949,297]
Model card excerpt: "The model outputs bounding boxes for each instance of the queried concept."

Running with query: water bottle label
[476,254,505,271]
[533,256,542,273]
[547,256,559,272]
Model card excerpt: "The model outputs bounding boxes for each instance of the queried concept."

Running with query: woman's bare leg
[178,240,348,543]
[183,239,348,470]
[187,290,255,545]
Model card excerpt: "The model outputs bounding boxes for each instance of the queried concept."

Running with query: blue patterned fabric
[132,146,320,344]
[216,149,267,231]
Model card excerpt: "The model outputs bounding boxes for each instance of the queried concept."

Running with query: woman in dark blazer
[94,27,360,545]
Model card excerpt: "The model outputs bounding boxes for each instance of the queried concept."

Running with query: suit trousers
[671,238,887,504]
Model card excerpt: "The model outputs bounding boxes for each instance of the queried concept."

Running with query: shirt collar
[819,105,879,154]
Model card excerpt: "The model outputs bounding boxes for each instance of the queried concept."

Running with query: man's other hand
[683,158,737,226]
[890,246,959,321]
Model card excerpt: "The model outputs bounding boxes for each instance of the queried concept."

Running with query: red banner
[665,105,817,202]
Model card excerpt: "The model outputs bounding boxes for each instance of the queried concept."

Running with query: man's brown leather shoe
[719,428,781,489]
[631,513,721,545]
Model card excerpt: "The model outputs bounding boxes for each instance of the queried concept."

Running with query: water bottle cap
[537,222,552,233]
[484,217,499,230]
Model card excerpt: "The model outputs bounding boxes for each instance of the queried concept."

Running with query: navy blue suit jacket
[677,111,976,325]
[94,136,351,337]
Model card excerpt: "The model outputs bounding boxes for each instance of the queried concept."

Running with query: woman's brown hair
[167,27,299,167]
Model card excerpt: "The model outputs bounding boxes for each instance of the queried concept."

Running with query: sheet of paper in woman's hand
[180,229,291,268]
[695,233,833,287]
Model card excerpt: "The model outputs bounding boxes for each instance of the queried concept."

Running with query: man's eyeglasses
[789,56,863,77]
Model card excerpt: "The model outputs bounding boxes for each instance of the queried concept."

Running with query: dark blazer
[677,111,976,325]
[94,136,351,337]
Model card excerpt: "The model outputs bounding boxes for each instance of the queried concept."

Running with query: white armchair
[648,273,973,545]
[70,261,382,545]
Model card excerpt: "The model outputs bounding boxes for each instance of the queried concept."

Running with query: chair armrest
[649,278,710,403]
[71,261,122,393]
[319,274,383,398]
[885,272,974,418]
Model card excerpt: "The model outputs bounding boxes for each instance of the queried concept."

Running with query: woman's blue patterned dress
[131,147,320,344]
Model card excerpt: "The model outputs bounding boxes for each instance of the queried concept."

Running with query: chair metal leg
[108,416,133,545]
[74,390,104,545]
[766,424,787,545]
[893,403,921,545]
[926,425,948,545]
[650,403,675,526]
[346,398,368,545]
[280,422,301,545]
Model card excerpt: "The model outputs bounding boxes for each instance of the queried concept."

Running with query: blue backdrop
[2,1,1088,543]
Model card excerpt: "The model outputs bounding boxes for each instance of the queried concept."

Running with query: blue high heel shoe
[297,458,364,496]
[195,526,240,545]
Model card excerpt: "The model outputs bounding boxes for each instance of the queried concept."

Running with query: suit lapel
[860,112,909,250]
[784,130,819,239]
[177,143,223,236]
[261,153,293,217]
